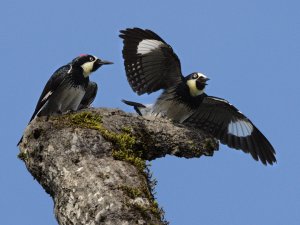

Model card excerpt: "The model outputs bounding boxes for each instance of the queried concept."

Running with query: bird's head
[185,72,209,97]
[71,54,113,77]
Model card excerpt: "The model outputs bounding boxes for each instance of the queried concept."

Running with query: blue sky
[1,0,299,224]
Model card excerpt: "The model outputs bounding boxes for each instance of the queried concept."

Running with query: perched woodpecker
[18,54,112,145]
[120,28,276,165]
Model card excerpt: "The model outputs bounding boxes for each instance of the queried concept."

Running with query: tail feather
[122,99,147,116]
[121,99,146,108]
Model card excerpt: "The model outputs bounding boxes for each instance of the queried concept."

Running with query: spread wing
[120,28,183,95]
[78,81,98,110]
[184,96,276,165]
[28,65,70,123]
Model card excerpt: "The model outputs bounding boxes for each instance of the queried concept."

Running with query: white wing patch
[41,91,53,102]
[67,65,72,74]
[228,119,253,137]
[209,97,230,104]
[137,39,164,55]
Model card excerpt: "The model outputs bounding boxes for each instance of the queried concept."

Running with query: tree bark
[18,108,218,225]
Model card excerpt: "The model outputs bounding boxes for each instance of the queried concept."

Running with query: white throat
[81,56,98,77]
[187,79,204,97]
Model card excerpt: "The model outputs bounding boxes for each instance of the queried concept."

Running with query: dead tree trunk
[18,108,218,225]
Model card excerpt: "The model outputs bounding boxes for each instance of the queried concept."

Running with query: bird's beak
[195,77,209,91]
[199,77,210,85]
[204,77,209,84]
[92,59,113,72]
[97,59,113,65]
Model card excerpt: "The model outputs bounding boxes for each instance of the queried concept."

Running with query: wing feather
[120,28,183,95]
[28,65,70,122]
[184,96,276,165]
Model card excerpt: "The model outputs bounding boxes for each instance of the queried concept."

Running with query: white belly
[152,98,193,123]
[37,85,86,118]
[59,86,85,112]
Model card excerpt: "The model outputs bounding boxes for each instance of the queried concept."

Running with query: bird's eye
[89,56,94,61]
[192,73,199,79]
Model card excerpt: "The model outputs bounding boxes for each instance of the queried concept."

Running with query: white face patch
[137,39,164,55]
[197,73,207,79]
[228,119,254,137]
[187,79,204,97]
[81,56,98,77]
[187,72,208,96]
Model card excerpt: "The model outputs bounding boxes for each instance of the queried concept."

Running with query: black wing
[28,65,70,123]
[18,64,69,146]
[184,96,276,165]
[120,28,183,95]
[78,81,98,110]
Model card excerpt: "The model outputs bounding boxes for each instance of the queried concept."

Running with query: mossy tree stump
[19,108,218,225]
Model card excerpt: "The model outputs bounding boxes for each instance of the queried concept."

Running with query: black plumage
[120,28,276,165]
[120,28,182,94]
[78,81,98,110]
[18,54,112,145]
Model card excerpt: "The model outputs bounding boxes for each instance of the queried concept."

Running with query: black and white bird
[18,54,112,145]
[120,28,276,165]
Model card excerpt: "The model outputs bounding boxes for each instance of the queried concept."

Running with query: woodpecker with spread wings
[120,28,276,165]
[18,54,112,145]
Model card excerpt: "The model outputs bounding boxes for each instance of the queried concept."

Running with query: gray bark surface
[19,108,218,225]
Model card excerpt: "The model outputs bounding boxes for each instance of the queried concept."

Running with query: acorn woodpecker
[120,28,276,165]
[17,54,112,145]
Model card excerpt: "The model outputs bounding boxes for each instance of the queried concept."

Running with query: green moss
[119,185,143,199]
[187,138,217,157]
[112,149,146,172]
[131,201,163,223]
[110,132,136,152]
[68,111,103,129]
[202,138,218,154]
[69,112,136,150]
[140,185,162,219]
[131,203,154,220]
[60,112,145,171]
[58,112,165,222]
[120,184,163,222]
[105,125,145,172]
[187,140,196,148]
[18,150,29,161]
[121,126,133,133]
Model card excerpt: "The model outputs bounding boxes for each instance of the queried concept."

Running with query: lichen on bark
[19,108,218,225]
